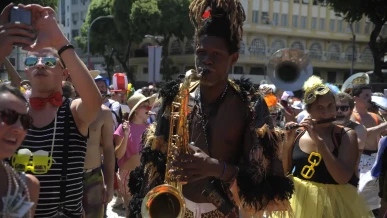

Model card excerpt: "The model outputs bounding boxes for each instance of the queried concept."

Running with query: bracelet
[218,161,227,179]
[58,44,75,57]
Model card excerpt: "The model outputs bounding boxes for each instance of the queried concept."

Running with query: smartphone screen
[9,7,32,25]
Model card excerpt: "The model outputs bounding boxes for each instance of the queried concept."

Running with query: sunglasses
[0,109,32,130]
[336,106,349,112]
[24,56,58,68]
[11,148,53,174]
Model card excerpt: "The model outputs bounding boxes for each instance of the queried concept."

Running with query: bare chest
[189,95,248,163]
[357,113,378,128]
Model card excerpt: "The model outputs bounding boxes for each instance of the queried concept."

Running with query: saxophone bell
[141,70,197,218]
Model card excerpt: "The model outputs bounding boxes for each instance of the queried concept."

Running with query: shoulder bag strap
[59,100,70,211]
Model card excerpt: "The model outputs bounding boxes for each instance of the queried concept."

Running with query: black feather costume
[128,77,294,218]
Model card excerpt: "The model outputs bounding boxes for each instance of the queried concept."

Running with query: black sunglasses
[24,57,58,68]
[0,109,33,130]
[336,106,349,112]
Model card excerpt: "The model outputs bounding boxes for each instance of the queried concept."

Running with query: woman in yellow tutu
[280,76,373,218]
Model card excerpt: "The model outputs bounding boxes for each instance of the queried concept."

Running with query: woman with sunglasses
[0,84,39,218]
[113,93,150,216]
[279,76,373,218]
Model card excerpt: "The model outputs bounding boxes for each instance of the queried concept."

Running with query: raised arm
[1,58,21,87]
[20,4,102,125]
[101,106,115,204]
[318,129,359,184]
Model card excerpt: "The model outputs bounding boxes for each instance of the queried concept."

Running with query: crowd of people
[1,1,387,218]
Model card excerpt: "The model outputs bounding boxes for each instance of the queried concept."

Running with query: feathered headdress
[303,75,330,105]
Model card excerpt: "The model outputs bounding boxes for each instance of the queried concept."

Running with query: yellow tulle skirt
[272,176,374,218]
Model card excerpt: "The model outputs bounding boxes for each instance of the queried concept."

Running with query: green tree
[155,0,194,80]
[319,0,387,81]
[112,0,161,84]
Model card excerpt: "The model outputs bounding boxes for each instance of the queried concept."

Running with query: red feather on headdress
[202,6,212,19]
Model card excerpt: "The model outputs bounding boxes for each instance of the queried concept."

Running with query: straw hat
[128,93,150,120]
[90,70,101,79]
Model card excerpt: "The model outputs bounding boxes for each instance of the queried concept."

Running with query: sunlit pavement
[106,195,126,218]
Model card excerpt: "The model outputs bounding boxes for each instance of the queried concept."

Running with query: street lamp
[349,22,356,76]
[145,35,164,84]
[87,15,114,69]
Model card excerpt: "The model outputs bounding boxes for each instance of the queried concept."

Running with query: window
[72,0,78,5]
[311,17,317,30]
[329,19,335,31]
[291,41,304,50]
[355,23,360,33]
[71,29,79,39]
[67,6,69,12]
[81,11,86,22]
[67,18,69,27]
[273,13,279,26]
[233,66,244,74]
[249,38,266,56]
[328,44,340,60]
[261,12,270,24]
[345,46,357,61]
[72,13,79,23]
[9,58,16,66]
[338,20,343,32]
[239,42,245,54]
[319,18,325,30]
[143,67,148,74]
[281,14,288,27]
[292,15,298,27]
[309,43,322,59]
[301,16,307,29]
[250,67,264,75]
[252,10,259,23]
[365,23,370,34]
[327,72,336,83]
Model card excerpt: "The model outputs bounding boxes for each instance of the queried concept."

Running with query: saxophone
[141,70,199,218]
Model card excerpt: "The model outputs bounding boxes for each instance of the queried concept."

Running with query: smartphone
[9,7,32,25]
[9,7,34,47]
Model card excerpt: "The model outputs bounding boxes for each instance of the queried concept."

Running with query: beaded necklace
[0,161,32,218]
[193,83,229,156]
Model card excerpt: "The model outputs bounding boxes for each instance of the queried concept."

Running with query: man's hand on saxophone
[171,144,239,183]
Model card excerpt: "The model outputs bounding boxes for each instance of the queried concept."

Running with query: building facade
[57,0,107,73]
[129,0,387,86]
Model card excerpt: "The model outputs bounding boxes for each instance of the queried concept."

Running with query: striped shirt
[19,99,87,218]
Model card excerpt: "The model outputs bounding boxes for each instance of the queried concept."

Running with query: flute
[285,117,336,130]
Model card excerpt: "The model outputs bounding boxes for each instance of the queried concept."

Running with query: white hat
[291,100,304,110]
[341,73,369,93]
[281,91,294,101]
[372,96,387,111]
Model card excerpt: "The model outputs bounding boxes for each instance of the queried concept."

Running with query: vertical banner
[148,46,162,83]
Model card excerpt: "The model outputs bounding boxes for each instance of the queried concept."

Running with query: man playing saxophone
[128,0,294,217]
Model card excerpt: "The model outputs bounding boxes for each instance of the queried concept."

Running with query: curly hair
[189,0,246,53]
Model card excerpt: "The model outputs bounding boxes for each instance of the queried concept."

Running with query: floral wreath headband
[303,83,330,105]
